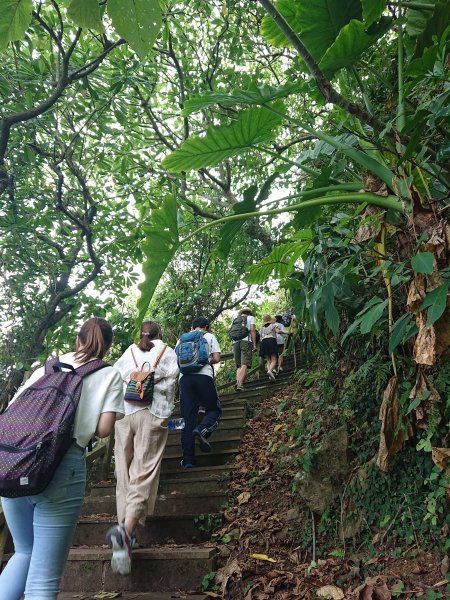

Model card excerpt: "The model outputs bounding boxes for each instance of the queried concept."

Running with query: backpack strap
[152,345,167,371]
[130,347,139,368]
[44,356,60,374]
[75,359,109,378]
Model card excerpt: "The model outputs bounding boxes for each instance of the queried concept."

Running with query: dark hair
[138,320,162,352]
[192,316,209,329]
[75,317,113,361]
[275,315,283,323]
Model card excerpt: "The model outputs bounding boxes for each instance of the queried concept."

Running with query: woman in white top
[0,317,124,600]
[107,320,179,576]
[259,314,281,381]
[275,315,289,372]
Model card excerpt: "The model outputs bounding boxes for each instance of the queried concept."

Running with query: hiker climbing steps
[1,351,300,596]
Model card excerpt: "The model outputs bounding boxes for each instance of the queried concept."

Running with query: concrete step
[163,436,241,458]
[60,546,216,592]
[165,427,243,447]
[108,463,234,481]
[58,593,208,600]
[162,448,238,470]
[81,490,227,517]
[74,513,222,546]
[91,470,231,497]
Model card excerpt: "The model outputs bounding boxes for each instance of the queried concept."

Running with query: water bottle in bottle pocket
[167,417,185,430]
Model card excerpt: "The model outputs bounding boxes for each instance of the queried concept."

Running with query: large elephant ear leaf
[361,0,386,26]
[0,0,33,51]
[135,195,179,335]
[319,17,392,78]
[162,103,284,173]
[107,0,162,60]
[260,0,302,47]
[298,0,362,61]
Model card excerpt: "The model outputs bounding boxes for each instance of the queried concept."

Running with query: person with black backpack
[175,316,221,469]
[0,317,124,600]
[106,320,179,576]
[229,307,257,391]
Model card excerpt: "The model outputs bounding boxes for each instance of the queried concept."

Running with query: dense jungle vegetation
[0,0,448,572]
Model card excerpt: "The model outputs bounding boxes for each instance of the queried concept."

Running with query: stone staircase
[2,353,300,599]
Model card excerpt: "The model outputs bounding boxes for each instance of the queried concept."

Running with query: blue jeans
[180,374,221,465]
[0,445,86,600]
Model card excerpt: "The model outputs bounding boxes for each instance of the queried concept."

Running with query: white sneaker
[268,371,276,381]
[106,523,133,575]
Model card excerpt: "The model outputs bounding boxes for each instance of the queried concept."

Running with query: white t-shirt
[176,330,221,378]
[276,323,288,345]
[232,315,255,344]
[114,339,179,418]
[10,352,125,448]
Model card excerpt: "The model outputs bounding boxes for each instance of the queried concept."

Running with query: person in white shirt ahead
[177,316,221,468]
[232,307,257,391]
[106,320,179,576]
[0,317,124,600]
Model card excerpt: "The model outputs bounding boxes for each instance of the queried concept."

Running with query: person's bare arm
[250,324,257,350]
[95,412,117,438]
[210,352,221,364]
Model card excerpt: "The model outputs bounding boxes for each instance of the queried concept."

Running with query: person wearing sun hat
[259,314,280,381]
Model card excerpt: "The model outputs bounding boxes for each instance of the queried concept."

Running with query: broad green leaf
[244,242,298,284]
[216,191,257,260]
[388,313,419,354]
[405,0,435,37]
[407,391,431,415]
[162,104,284,173]
[181,83,302,117]
[298,0,362,61]
[419,283,449,326]
[414,0,450,57]
[411,251,434,274]
[322,282,339,335]
[136,195,179,333]
[319,17,392,78]
[67,0,103,32]
[359,298,388,334]
[0,0,32,51]
[260,0,302,47]
[108,0,162,60]
[361,0,386,26]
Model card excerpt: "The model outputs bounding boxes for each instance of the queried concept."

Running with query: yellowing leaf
[250,553,276,563]
[273,424,283,432]
[237,491,251,504]
[297,408,304,417]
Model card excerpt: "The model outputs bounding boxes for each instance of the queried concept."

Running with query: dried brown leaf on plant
[413,313,437,366]
[431,447,450,498]
[376,377,412,473]
[435,306,450,355]
[407,273,426,315]
[409,369,441,430]
[352,575,391,600]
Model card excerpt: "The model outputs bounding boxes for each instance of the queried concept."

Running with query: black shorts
[259,337,278,358]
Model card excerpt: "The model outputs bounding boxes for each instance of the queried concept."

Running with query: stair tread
[58,594,207,600]
[67,546,216,559]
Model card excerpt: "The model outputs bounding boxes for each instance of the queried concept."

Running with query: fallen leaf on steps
[250,553,276,562]
[93,593,121,599]
[237,491,251,504]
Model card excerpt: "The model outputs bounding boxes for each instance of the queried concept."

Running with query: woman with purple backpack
[0,317,124,600]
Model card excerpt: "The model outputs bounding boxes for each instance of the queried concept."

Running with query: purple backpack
[0,356,107,498]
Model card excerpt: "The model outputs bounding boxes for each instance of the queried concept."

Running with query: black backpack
[0,357,108,498]
[228,315,249,341]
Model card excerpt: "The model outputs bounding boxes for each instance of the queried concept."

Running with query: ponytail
[138,321,162,352]
[75,317,113,362]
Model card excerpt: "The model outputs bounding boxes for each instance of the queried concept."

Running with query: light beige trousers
[114,409,168,526]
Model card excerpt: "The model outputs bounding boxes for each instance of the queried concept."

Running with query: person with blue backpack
[175,316,221,468]
[0,317,124,600]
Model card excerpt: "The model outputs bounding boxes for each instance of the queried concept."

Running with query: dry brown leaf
[431,447,450,471]
[413,313,437,366]
[316,584,345,599]
[216,558,242,595]
[376,377,412,473]
[237,491,251,505]
[435,306,450,355]
[407,273,426,315]
[354,575,391,600]
[409,370,441,430]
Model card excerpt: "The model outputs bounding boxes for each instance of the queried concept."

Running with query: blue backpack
[175,330,210,374]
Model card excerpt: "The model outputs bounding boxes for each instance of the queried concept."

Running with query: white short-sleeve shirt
[10,352,125,448]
